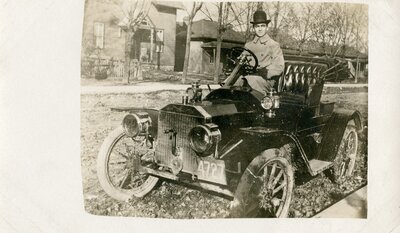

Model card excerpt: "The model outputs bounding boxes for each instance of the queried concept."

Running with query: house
[175,19,246,74]
[82,0,184,71]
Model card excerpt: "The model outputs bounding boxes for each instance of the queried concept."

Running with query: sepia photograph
[0,0,400,233]
[80,0,369,218]
[5,0,400,232]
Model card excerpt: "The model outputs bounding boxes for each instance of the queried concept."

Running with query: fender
[111,107,159,137]
[317,108,363,162]
[334,108,363,133]
[238,127,316,175]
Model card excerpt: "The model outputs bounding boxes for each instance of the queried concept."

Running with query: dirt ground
[80,88,368,218]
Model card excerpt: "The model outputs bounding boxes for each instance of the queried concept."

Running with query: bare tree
[201,2,234,82]
[112,0,150,83]
[286,3,315,52]
[228,2,293,42]
[228,2,258,43]
[327,4,353,57]
[309,3,335,56]
[337,4,368,56]
[308,3,368,58]
[262,1,292,40]
[351,4,368,53]
[228,2,367,57]
[182,2,203,84]
[213,2,224,82]
[227,2,260,40]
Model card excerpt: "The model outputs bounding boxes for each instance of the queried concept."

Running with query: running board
[309,159,333,175]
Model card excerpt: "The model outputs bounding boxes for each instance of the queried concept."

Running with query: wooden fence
[81,57,125,78]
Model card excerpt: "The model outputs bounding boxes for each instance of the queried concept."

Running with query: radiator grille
[155,111,204,173]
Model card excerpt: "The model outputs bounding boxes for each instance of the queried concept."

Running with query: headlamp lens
[189,126,210,154]
[189,124,221,156]
[122,114,141,137]
[261,96,274,110]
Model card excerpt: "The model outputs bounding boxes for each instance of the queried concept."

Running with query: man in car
[239,10,285,93]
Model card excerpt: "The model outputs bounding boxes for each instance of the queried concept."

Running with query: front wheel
[97,126,159,201]
[231,149,294,218]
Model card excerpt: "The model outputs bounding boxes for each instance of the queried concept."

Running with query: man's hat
[250,10,271,25]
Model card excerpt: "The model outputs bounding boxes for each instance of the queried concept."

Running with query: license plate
[196,157,227,185]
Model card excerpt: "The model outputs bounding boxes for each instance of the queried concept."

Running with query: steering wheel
[228,47,259,74]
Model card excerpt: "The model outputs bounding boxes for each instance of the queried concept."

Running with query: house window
[141,19,150,26]
[94,22,104,48]
[155,29,164,42]
[210,48,215,64]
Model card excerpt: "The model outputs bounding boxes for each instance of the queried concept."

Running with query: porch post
[150,28,154,65]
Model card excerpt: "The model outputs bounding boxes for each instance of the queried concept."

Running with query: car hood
[160,99,256,120]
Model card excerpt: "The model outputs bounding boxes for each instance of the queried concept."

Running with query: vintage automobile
[96,47,363,218]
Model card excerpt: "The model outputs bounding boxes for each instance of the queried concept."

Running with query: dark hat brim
[250,19,271,25]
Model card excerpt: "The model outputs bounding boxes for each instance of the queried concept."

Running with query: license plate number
[196,158,227,185]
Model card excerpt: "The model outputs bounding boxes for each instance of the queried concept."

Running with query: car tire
[325,120,359,184]
[97,126,159,201]
[231,149,294,218]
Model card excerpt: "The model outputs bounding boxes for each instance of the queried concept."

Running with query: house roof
[299,41,368,59]
[152,1,185,10]
[201,41,244,49]
[306,45,366,57]
[178,19,245,44]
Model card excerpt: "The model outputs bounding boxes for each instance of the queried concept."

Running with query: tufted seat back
[277,61,327,107]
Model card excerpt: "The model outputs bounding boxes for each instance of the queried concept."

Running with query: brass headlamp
[261,89,280,118]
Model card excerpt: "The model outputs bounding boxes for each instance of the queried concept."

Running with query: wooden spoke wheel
[327,120,359,184]
[97,126,159,201]
[231,150,294,218]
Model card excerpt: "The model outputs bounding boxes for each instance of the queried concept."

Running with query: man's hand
[238,52,255,67]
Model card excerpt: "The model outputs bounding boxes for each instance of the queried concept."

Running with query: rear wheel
[327,120,359,184]
[231,149,294,218]
[97,126,159,201]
